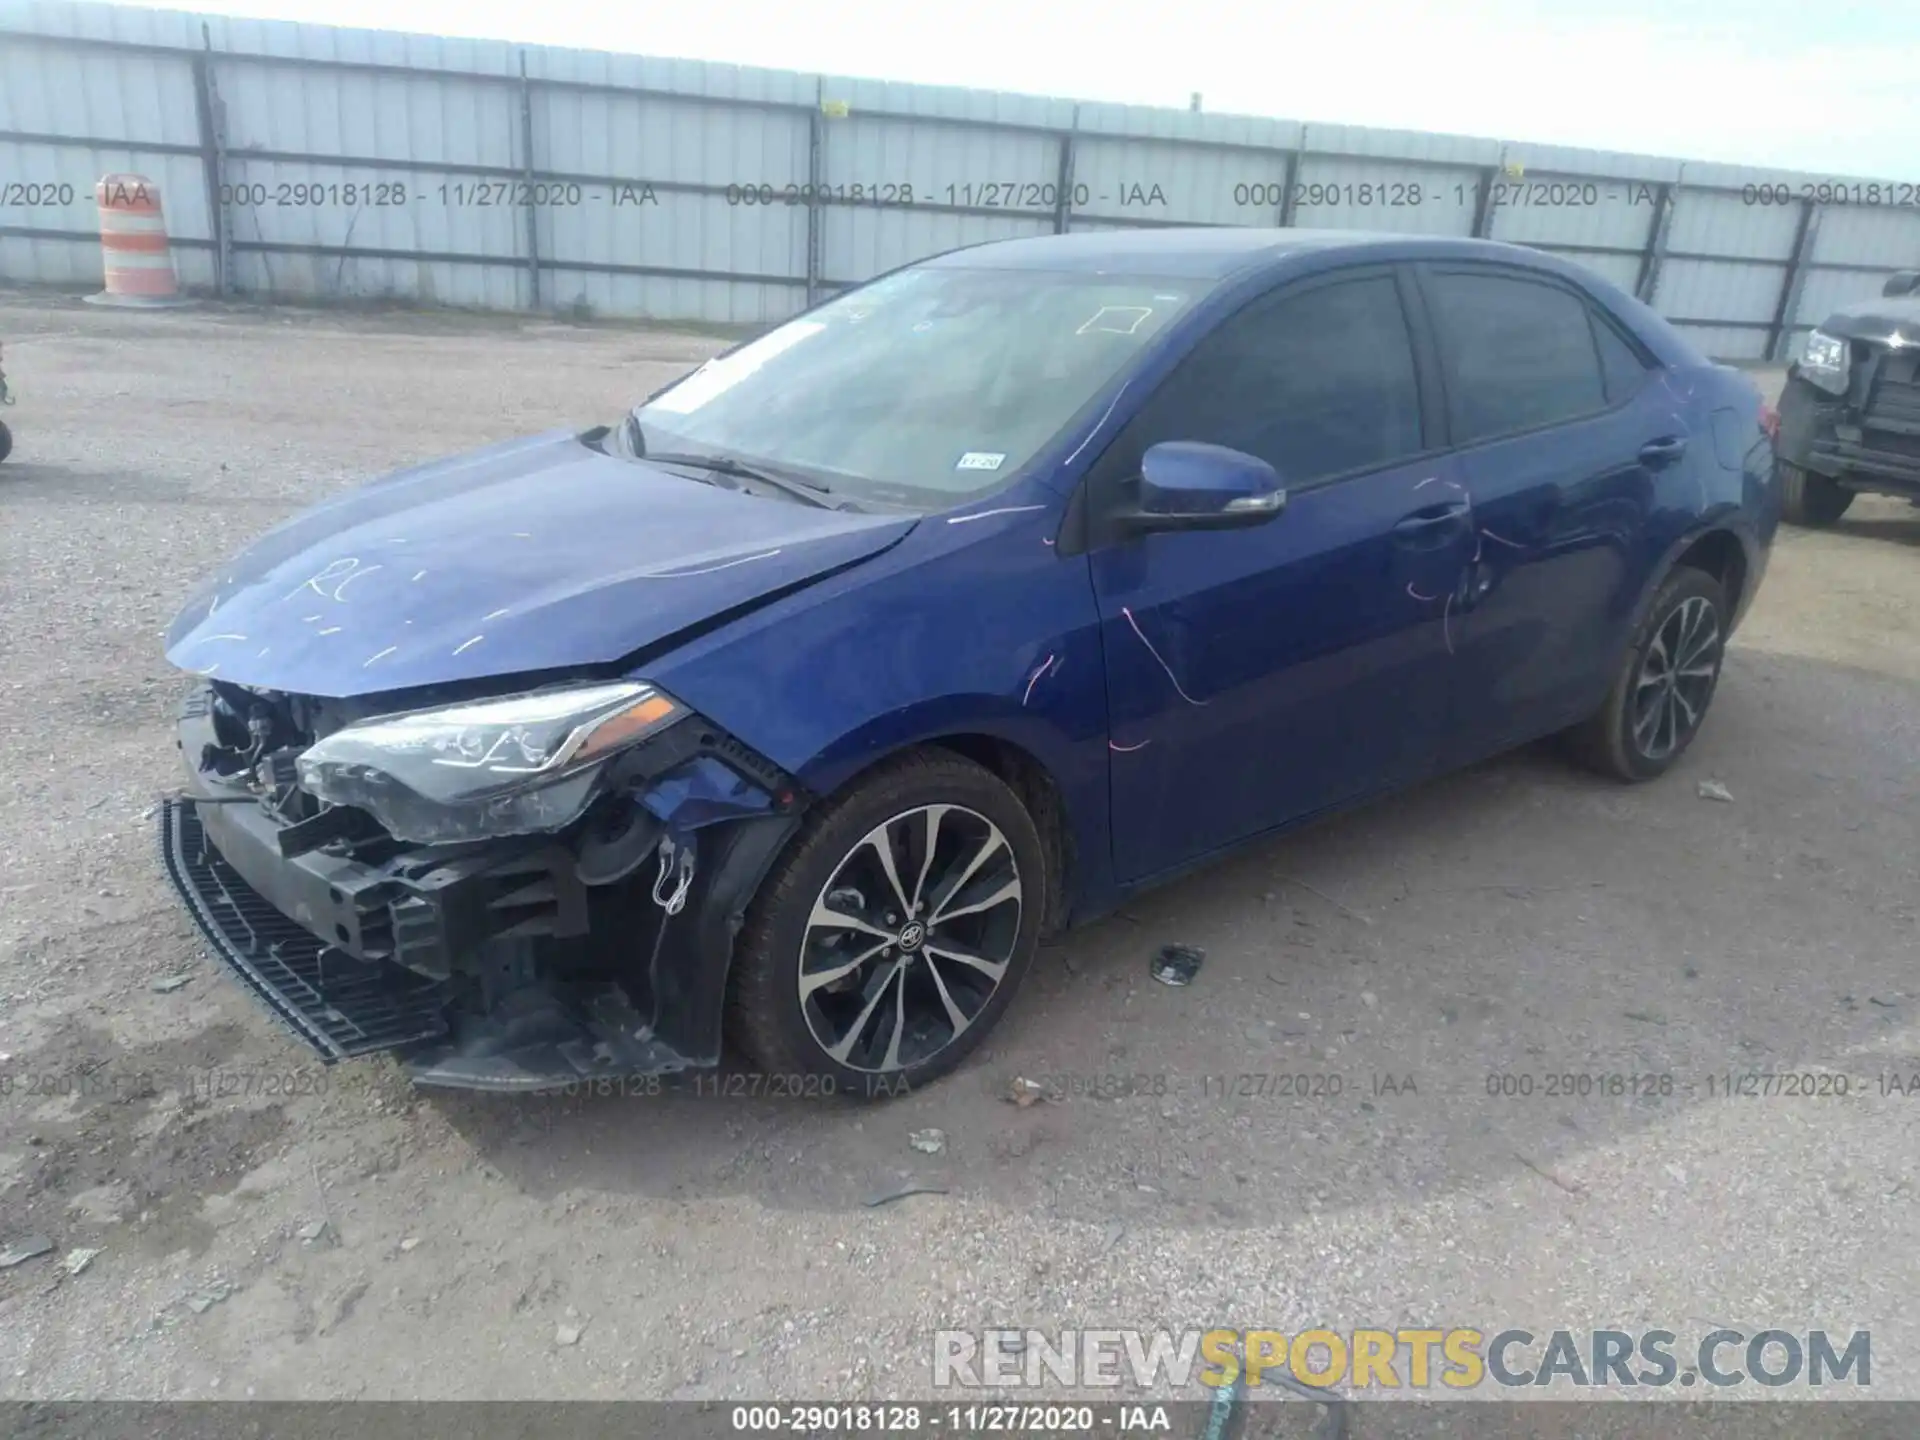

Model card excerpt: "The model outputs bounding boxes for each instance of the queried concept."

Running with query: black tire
[726,748,1045,1097]
[1566,566,1728,782]
[1779,459,1853,527]
[0,421,11,464]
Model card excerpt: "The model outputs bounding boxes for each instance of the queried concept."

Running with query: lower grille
[1864,366,1920,434]
[159,799,449,1061]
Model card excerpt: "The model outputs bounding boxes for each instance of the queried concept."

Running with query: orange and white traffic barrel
[86,174,187,308]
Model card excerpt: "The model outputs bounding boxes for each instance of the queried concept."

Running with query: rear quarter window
[1591,312,1653,403]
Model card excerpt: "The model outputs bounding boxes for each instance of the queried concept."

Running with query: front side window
[1104,273,1425,489]
[1425,270,1611,444]
[630,266,1200,511]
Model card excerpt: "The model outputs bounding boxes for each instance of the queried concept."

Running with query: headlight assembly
[1799,329,1850,396]
[296,681,684,844]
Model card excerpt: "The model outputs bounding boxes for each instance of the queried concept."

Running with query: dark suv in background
[1776,270,1920,526]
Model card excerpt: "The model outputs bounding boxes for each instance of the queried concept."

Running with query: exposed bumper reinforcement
[158,796,740,1091]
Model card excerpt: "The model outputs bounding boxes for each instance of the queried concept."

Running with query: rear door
[1084,267,1472,882]
[1413,264,1674,750]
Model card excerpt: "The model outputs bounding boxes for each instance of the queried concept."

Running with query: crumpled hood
[165,430,915,697]
[1820,294,1920,345]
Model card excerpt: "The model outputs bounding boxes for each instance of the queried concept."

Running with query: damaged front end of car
[158,674,808,1091]
[1777,272,1920,505]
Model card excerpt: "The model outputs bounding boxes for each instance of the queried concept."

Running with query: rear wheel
[726,749,1044,1095]
[1779,459,1853,526]
[1566,567,1727,782]
[0,421,11,464]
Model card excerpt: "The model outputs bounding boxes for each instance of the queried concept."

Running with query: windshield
[631,266,1200,510]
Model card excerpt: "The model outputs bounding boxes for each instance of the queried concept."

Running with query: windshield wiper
[639,449,837,509]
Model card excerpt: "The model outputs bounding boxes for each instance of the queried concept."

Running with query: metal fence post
[1052,106,1078,235]
[518,50,541,311]
[1635,181,1675,304]
[1277,136,1303,227]
[1769,199,1821,362]
[192,22,231,296]
[806,78,825,307]
[1470,164,1500,238]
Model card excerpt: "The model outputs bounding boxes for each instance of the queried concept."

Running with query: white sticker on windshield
[648,321,828,415]
[1077,306,1154,336]
[956,452,1006,472]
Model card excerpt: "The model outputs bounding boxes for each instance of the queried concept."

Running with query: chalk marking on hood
[947,505,1045,526]
[642,548,783,578]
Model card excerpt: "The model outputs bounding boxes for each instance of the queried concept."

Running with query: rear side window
[1115,274,1424,487]
[1426,271,1610,444]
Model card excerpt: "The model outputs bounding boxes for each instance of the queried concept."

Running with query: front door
[1083,267,1471,883]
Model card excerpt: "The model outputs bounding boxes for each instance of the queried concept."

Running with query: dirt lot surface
[0,290,1916,1407]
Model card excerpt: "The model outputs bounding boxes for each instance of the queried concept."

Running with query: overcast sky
[112,0,1920,177]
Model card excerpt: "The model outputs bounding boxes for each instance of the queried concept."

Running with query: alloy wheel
[1630,594,1721,762]
[797,803,1023,1075]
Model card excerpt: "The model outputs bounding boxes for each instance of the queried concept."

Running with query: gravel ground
[0,289,1917,1410]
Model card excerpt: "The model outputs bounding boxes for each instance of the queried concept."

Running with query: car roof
[918,227,1544,280]
[910,226,1705,369]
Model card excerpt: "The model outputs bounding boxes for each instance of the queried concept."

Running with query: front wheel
[726,749,1045,1095]
[0,421,11,464]
[1566,566,1728,781]
[1779,459,1853,526]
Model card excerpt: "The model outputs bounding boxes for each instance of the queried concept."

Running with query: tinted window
[1426,271,1608,443]
[1115,275,1424,487]
[1591,311,1650,403]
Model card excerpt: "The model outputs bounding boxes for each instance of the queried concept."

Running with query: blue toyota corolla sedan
[158,229,1780,1096]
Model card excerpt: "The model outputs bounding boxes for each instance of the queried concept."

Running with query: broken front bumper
[157,694,802,1092]
[1778,365,1920,499]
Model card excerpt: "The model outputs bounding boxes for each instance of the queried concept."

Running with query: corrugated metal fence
[4,0,1918,358]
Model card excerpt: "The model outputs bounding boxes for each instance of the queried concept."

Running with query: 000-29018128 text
[1743,181,1920,207]
[728,1404,1112,1432]
[730,1405,929,1432]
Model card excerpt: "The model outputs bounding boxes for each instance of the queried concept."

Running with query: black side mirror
[1117,441,1287,536]
[1883,270,1920,299]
